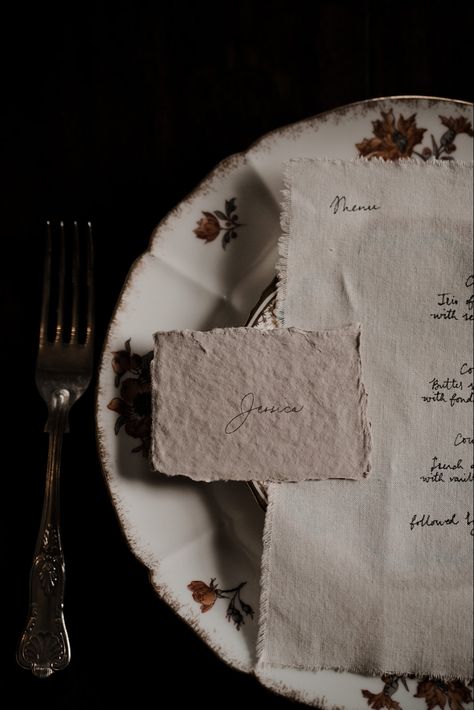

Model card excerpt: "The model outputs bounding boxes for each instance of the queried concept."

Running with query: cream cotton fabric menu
[258,159,473,681]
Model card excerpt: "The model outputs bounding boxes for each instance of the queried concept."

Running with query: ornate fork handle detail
[17,389,71,678]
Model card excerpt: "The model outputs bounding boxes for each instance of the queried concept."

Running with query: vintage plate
[96,97,473,709]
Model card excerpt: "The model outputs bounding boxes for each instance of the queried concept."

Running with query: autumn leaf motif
[414,679,473,710]
[193,197,244,249]
[425,115,474,161]
[108,339,153,455]
[362,675,409,710]
[361,690,401,710]
[356,111,473,162]
[356,109,426,160]
[439,115,474,137]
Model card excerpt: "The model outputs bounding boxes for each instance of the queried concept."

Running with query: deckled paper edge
[151,325,372,482]
[150,334,159,475]
[276,157,473,328]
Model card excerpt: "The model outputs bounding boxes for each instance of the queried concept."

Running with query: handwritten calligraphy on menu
[429,274,474,321]
[410,273,474,534]
[421,362,473,406]
[419,431,474,485]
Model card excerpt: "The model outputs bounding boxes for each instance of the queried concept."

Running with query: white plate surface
[96,97,473,709]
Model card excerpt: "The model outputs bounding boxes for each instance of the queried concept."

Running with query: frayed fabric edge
[275,163,293,327]
[257,658,473,685]
[356,326,372,478]
[255,481,277,665]
[256,486,472,684]
[282,155,474,169]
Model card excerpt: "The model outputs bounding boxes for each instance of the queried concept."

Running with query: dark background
[3,2,472,707]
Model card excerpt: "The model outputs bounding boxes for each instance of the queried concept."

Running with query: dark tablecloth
[3,2,472,707]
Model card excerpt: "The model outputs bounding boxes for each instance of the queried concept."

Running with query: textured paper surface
[151,325,371,482]
[258,159,473,681]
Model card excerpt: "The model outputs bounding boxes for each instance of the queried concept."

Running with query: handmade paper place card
[151,325,371,482]
[257,158,473,683]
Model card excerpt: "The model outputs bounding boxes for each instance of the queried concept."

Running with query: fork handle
[17,389,71,678]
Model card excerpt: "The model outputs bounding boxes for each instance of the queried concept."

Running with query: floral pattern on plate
[356,110,473,160]
[414,679,473,710]
[108,345,255,633]
[362,676,473,710]
[188,578,254,630]
[107,339,152,456]
[98,98,474,710]
[193,197,243,249]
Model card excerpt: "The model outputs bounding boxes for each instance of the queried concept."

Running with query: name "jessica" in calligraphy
[225,392,303,434]
[329,195,381,215]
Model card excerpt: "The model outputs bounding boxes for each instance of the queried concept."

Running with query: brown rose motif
[188,578,254,630]
[194,212,221,244]
[188,580,218,613]
[193,197,243,249]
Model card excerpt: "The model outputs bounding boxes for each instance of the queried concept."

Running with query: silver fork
[17,221,94,678]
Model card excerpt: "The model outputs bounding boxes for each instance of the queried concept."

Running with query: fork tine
[70,222,80,343]
[39,222,53,345]
[85,222,94,344]
[54,221,66,343]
